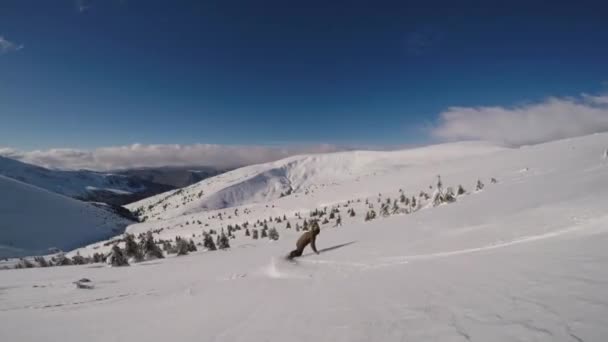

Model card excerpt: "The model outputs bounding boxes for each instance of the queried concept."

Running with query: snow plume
[0,143,346,171]
[431,93,608,146]
[0,36,23,55]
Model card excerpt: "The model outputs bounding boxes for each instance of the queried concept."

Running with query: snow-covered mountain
[127,141,506,221]
[0,156,181,205]
[0,175,133,258]
[3,133,608,341]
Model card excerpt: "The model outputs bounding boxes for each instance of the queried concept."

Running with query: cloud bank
[0,144,346,171]
[0,36,23,55]
[431,93,608,146]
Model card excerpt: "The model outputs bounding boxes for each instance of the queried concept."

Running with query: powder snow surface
[2,134,608,341]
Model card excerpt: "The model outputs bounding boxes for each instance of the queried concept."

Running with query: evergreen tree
[124,234,142,262]
[400,193,406,203]
[295,224,300,232]
[322,218,330,225]
[268,227,279,240]
[92,253,104,263]
[252,229,259,239]
[261,228,268,238]
[140,232,164,260]
[329,211,335,219]
[392,200,400,214]
[34,256,49,267]
[107,245,129,267]
[302,219,309,231]
[245,228,251,236]
[17,258,35,268]
[176,238,189,256]
[457,185,466,196]
[476,179,485,191]
[286,221,291,229]
[349,208,356,217]
[71,252,87,265]
[490,177,498,184]
[218,231,230,249]
[443,187,456,203]
[203,232,217,250]
[53,253,72,266]
[335,216,342,226]
[380,203,390,217]
[431,188,443,207]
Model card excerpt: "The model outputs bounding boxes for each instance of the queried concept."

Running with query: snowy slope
[2,133,608,341]
[127,141,505,221]
[0,175,133,258]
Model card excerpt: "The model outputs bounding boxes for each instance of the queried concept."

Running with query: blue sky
[1,0,608,158]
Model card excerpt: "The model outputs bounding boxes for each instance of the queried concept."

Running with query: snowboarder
[287,225,320,260]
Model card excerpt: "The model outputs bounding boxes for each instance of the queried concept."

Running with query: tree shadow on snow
[303,241,357,257]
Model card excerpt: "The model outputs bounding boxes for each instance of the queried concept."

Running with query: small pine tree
[140,232,164,260]
[53,253,72,266]
[268,227,279,240]
[107,245,129,267]
[252,229,259,239]
[34,256,49,267]
[457,185,466,196]
[17,258,35,268]
[444,187,456,202]
[476,179,485,191]
[176,238,189,256]
[302,219,309,231]
[71,252,87,265]
[400,193,406,203]
[245,228,251,236]
[335,216,342,226]
[322,218,330,225]
[286,221,291,229]
[124,234,142,262]
[380,203,390,217]
[203,232,217,250]
[218,231,230,249]
[92,252,104,263]
[392,201,400,214]
[261,228,268,238]
[329,211,335,219]
[490,177,498,184]
[350,208,356,217]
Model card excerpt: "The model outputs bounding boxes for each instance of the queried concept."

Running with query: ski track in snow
[302,216,605,270]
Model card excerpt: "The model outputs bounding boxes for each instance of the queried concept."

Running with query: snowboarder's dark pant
[288,249,303,259]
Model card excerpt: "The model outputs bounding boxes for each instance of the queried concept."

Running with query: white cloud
[431,93,608,146]
[0,36,23,55]
[0,144,346,171]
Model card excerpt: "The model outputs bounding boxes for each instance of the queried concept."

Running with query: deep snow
[2,133,608,341]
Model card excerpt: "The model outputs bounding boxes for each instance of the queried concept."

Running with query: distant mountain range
[0,156,228,206]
